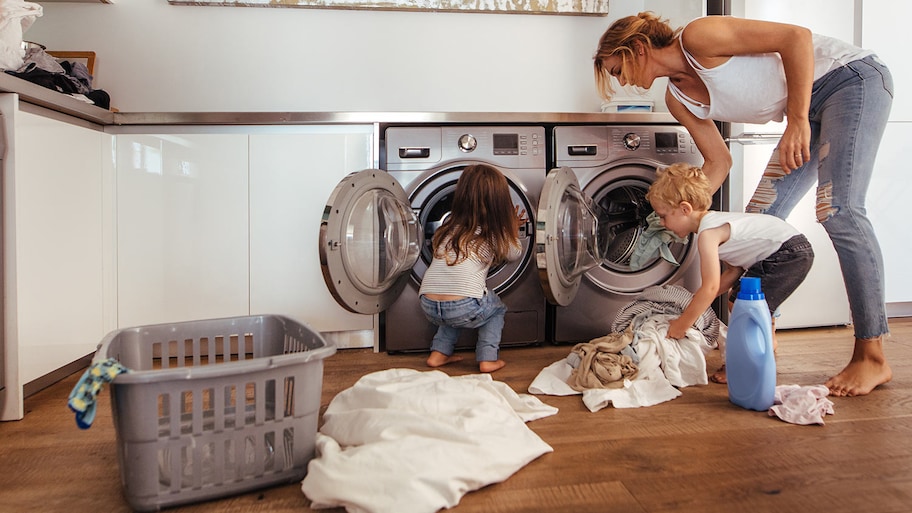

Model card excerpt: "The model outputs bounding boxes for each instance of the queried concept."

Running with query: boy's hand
[666,317,689,340]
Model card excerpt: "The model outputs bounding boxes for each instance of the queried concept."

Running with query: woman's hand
[778,118,811,173]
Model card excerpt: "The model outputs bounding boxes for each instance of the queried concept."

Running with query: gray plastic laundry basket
[94,314,335,511]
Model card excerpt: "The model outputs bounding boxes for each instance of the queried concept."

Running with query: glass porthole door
[535,166,602,306]
[319,169,423,314]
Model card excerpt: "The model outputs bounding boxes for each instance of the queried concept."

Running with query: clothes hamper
[94,314,336,511]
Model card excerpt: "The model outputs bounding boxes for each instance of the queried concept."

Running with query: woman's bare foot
[426,351,463,368]
[826,336,892,397]
[479,360,506,373]
[710,364,727,384]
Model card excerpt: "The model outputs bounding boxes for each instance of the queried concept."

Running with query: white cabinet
[114,125,378,348]
[1,94,114,421]
[249,126,376,348]
[115,131,249,327]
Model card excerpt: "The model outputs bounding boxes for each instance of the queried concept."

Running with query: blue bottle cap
[737,276,765,300]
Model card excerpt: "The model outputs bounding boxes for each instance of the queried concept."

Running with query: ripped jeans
[746,55,893,339]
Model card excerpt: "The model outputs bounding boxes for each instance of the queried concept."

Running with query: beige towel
[567,327,638,391]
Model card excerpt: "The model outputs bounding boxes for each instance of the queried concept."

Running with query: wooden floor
[3,318,912,513]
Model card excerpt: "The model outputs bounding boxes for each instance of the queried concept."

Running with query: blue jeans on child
[420,290,506,362]
[747,55,893,339]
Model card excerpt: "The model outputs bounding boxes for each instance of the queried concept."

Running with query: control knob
[623,132,641,150]
[458,133,477,153]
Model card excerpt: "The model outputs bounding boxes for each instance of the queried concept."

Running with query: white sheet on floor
[529,314,711,411]
[301,368,557,513]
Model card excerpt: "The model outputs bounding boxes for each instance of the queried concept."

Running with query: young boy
[646,163,814,383]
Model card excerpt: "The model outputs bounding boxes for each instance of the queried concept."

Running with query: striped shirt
[419,237,522,299]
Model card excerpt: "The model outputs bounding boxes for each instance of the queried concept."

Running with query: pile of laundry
[5,45,110,109]
[530,284,723,411]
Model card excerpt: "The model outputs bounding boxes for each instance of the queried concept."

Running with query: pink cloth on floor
[768,384,835,425]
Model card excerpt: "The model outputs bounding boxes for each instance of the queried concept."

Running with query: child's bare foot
[427,351,463,368]
[479,360,506,373]
[826,336,892,397]
[710,364,727,384]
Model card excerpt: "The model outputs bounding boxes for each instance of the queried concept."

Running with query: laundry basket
[95,314,336,511]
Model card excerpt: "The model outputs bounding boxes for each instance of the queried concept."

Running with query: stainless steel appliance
[380,126,547,352]
[544,124,705,344]
[318,125,547,353]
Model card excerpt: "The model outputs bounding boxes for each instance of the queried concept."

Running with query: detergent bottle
[726,276,776,411]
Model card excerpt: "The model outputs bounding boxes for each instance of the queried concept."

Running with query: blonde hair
[646,163,713,211]
[433,164,519,266]
[593,11,680,101]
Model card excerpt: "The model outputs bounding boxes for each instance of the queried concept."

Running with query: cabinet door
[249,126,375,347]
[12,110,109,384]
[115,133,249,327]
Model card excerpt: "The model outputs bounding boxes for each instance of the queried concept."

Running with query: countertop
[0,72,678,126]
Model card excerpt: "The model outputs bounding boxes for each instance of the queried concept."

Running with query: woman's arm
[683,16,815,172]
[666,89,732,193]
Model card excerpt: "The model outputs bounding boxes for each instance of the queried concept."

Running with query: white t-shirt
[698,211,799,268]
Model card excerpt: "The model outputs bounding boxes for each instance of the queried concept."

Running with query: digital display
[655,132,678,149]
[493,133,519,155]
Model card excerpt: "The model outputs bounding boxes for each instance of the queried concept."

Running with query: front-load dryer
[319,125,547,353]
[542,124,706,344]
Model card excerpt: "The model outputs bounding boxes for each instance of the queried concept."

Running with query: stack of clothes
[5,46,110,109]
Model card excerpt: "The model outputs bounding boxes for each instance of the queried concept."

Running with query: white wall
[25,0,702,113]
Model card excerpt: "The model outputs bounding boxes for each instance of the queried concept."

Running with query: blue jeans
[420,291,506,362]
[746,55,893,339]
[730,235,815,315]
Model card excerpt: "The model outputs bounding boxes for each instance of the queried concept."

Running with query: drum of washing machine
[597,184,653,268]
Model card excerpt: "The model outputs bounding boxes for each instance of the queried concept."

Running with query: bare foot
[710,364,727,384]
[426,351,463,368]
[479,360,506,373]
[825,336,892,397]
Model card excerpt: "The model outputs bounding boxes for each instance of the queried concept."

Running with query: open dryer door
[319,169,423,314]
[535,166,603,306]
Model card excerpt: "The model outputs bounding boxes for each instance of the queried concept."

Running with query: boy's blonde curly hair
[645,162,714,211]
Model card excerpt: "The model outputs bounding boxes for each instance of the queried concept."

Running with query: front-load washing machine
[541,124,706,344]
[319,125,547,353]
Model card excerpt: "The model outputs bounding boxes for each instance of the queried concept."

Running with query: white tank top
[698,211,799,269]
[667,21,873,124]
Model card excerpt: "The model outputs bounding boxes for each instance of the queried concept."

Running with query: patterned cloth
[67,358,130,429]
[611,284,723,345]
[629,211,687,271]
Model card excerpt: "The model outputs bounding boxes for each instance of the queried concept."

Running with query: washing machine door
[536,166,602,306]
[319,169,423,314]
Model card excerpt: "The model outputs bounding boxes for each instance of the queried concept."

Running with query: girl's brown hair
[593,11,680,101]
[646,163,714,211]
[433,164,519,265]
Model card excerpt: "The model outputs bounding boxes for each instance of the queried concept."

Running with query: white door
[116,132,250,328]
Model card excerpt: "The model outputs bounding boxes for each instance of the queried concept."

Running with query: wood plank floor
[2,318,911,513]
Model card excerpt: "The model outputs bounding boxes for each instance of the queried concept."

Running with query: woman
[593,12,894,396]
